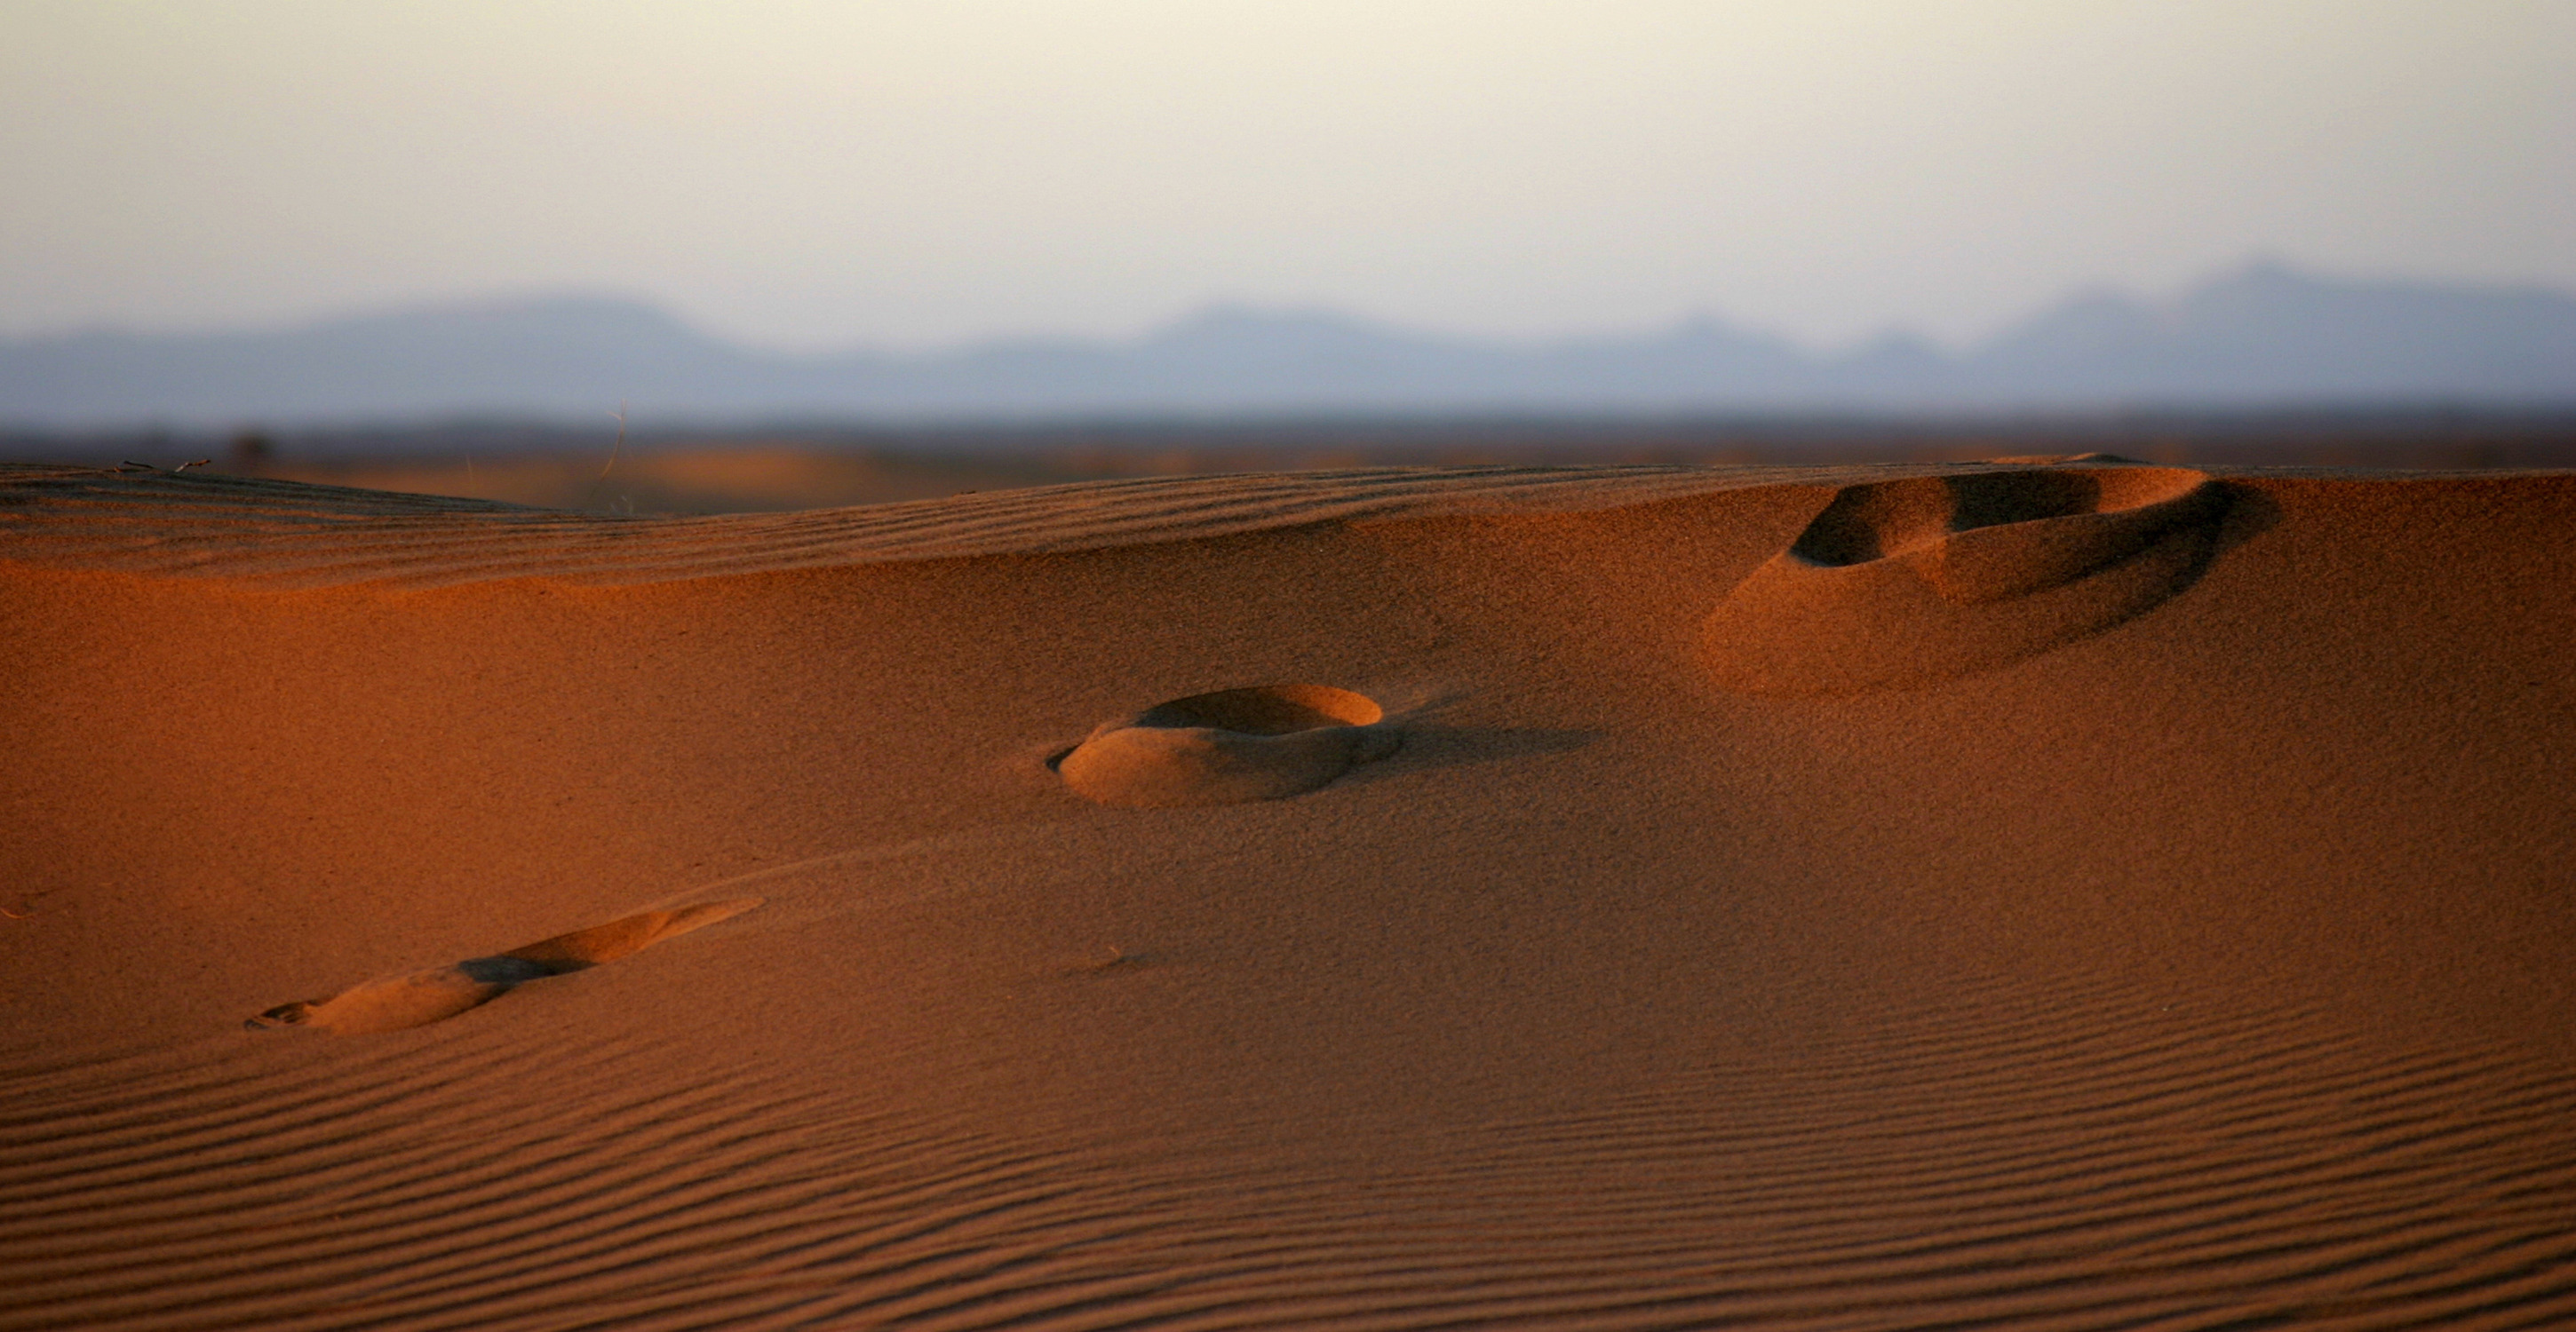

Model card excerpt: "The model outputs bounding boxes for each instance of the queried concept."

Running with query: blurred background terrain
[5,4,2572,513]
[12,409,2570,515]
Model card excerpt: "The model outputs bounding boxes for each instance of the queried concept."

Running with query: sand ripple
[6,978,2572,1330]
[10,460,2572,1328]
[0,461,1945,588]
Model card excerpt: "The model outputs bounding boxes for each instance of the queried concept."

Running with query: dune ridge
[0,462,1798,588]
[0,456,2429,590]
[5,459,2575,1328]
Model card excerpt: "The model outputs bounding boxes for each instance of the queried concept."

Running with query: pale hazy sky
[3,1,2570,351]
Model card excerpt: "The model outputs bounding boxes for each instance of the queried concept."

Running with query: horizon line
[13,255,2576,360]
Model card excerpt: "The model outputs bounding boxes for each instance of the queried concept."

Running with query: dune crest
[246,898,761,1035]
[1057,684,1400,806]
[1702,462,2232,694]
[0,461,1801,588]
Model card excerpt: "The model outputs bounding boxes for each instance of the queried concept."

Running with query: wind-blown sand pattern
[0,461,1813,588]
[5,459,2576,1328]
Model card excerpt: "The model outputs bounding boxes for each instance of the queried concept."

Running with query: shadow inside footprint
[1703,463,2233,694]
[1057,683,1402,807]
[247,898,762,1035]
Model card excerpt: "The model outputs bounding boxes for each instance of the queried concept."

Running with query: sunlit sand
[5,456,2574,1328]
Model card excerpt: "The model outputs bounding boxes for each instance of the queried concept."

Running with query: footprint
[1701,464,2230,694]
[246,898,762,1035]
[1056,684,1402,807]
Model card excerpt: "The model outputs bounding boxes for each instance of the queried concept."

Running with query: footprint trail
[246,898,763,1035]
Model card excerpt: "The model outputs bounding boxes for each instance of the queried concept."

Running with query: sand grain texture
[4,459,2575,1329]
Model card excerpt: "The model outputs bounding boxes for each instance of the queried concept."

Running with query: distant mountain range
[5,261,2573,427]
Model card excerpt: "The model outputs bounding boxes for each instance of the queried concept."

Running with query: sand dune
[4,457,2575,1328]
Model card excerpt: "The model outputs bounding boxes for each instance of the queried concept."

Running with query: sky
[2,1,2571,352]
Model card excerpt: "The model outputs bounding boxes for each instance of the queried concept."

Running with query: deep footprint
[1702,463,2231,694]
[1057,684,1401,807]
[246,898,763,1035]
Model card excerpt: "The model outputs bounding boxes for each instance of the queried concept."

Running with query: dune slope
[4,460,2575,1329]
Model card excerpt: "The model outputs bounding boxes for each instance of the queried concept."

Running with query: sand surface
[4,457,2575,1329]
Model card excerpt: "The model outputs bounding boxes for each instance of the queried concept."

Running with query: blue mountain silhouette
[4,262,2570,426]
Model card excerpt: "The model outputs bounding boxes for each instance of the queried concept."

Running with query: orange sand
[4,458,2574,1328]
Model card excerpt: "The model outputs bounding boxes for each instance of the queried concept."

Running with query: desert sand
[4,456,2574,1329]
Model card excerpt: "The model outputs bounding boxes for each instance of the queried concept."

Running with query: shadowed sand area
[5,459,2576,1328]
